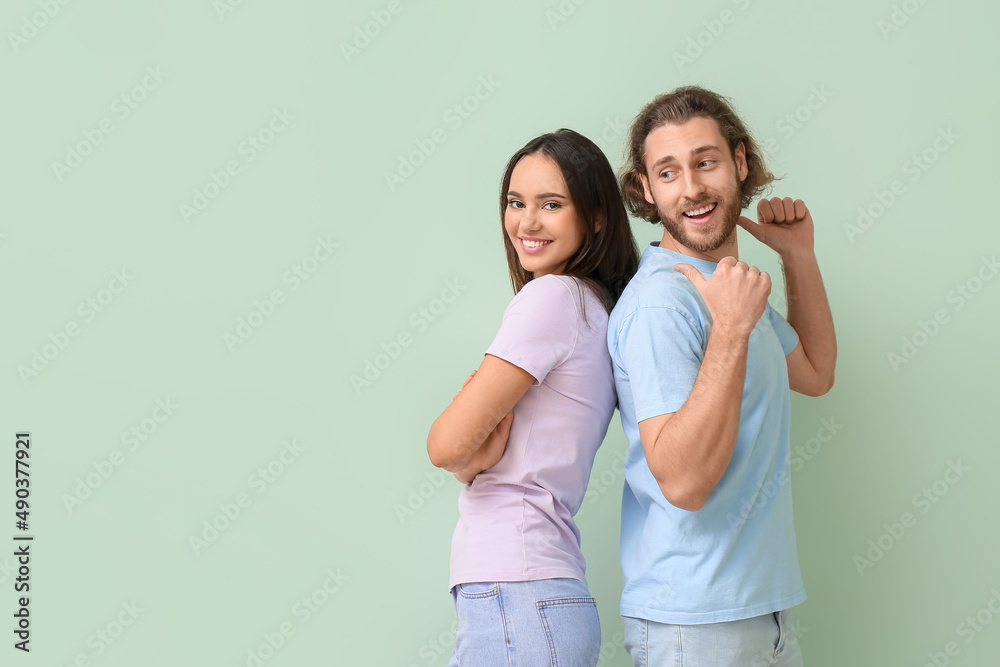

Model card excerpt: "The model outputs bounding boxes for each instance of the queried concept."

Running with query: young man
[608,86,837,666]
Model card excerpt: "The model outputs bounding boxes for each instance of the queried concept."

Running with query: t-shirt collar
[646,241,719,275]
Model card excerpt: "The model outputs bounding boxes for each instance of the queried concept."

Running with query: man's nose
[682,172,708,200]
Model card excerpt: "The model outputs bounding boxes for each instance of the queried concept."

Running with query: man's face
[639,116,748,256]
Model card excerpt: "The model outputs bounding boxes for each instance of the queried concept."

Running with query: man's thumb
[737,215,766,242]
[673,263,704,286]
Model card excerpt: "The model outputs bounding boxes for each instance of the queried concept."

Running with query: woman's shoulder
[511,274,575,307]
[516,276,610,338]
[520,273,575,293]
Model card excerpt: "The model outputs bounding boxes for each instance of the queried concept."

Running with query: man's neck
[657,229,739,263]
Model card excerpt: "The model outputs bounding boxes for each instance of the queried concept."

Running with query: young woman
[427,129,640,666]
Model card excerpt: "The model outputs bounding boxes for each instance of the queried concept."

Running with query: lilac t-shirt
[448,274,617,591]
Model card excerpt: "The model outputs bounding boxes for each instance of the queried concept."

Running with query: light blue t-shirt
[608,243,806,624]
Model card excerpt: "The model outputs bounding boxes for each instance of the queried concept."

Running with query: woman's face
[504,153,585,278]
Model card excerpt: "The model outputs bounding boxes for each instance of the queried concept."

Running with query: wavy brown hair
[498,129,640,314]
[620,86,779,224]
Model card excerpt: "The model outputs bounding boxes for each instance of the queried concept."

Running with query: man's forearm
[648,326,748,510]
[782,249,837,383]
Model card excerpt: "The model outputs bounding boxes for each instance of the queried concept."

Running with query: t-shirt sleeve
[767,304,800,356]
[617,303,706,423]
[485,276,579,385]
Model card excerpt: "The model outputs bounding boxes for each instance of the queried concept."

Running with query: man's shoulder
[611,262,703,325]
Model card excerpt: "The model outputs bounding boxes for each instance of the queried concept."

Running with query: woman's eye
[507,200,523,209]
[543,201,561,210]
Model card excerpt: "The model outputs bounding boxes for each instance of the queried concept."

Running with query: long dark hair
[498,129,639,314]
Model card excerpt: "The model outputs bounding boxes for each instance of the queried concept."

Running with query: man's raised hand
[738,197,815,257]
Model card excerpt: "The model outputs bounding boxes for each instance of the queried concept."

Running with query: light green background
[3,0,999,665]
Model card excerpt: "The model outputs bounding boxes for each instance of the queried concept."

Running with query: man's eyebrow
[649,145,724,172]
[506,191,568,199]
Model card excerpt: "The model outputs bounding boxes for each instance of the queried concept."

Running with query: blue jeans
[623,608,804,666]
[446,578,601,666]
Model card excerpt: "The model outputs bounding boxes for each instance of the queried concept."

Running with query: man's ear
[639,172,655,206]
[734,141,749,182]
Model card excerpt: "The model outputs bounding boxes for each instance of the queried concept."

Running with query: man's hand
[738,197,837,396]
[738,197,814,257]
[642,257,769,510]
[674,257,771,338]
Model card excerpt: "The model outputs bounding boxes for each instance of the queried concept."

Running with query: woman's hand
[453,370,477,401]
[427,355,534,477]
[449,369,512,484]
[453,410,513,484]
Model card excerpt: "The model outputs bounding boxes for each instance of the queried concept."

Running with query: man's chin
[663,219,734,254]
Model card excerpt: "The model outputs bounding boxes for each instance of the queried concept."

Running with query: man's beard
[656,187,741,253]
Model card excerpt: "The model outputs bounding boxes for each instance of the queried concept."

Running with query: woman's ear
[594,214,603,234]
